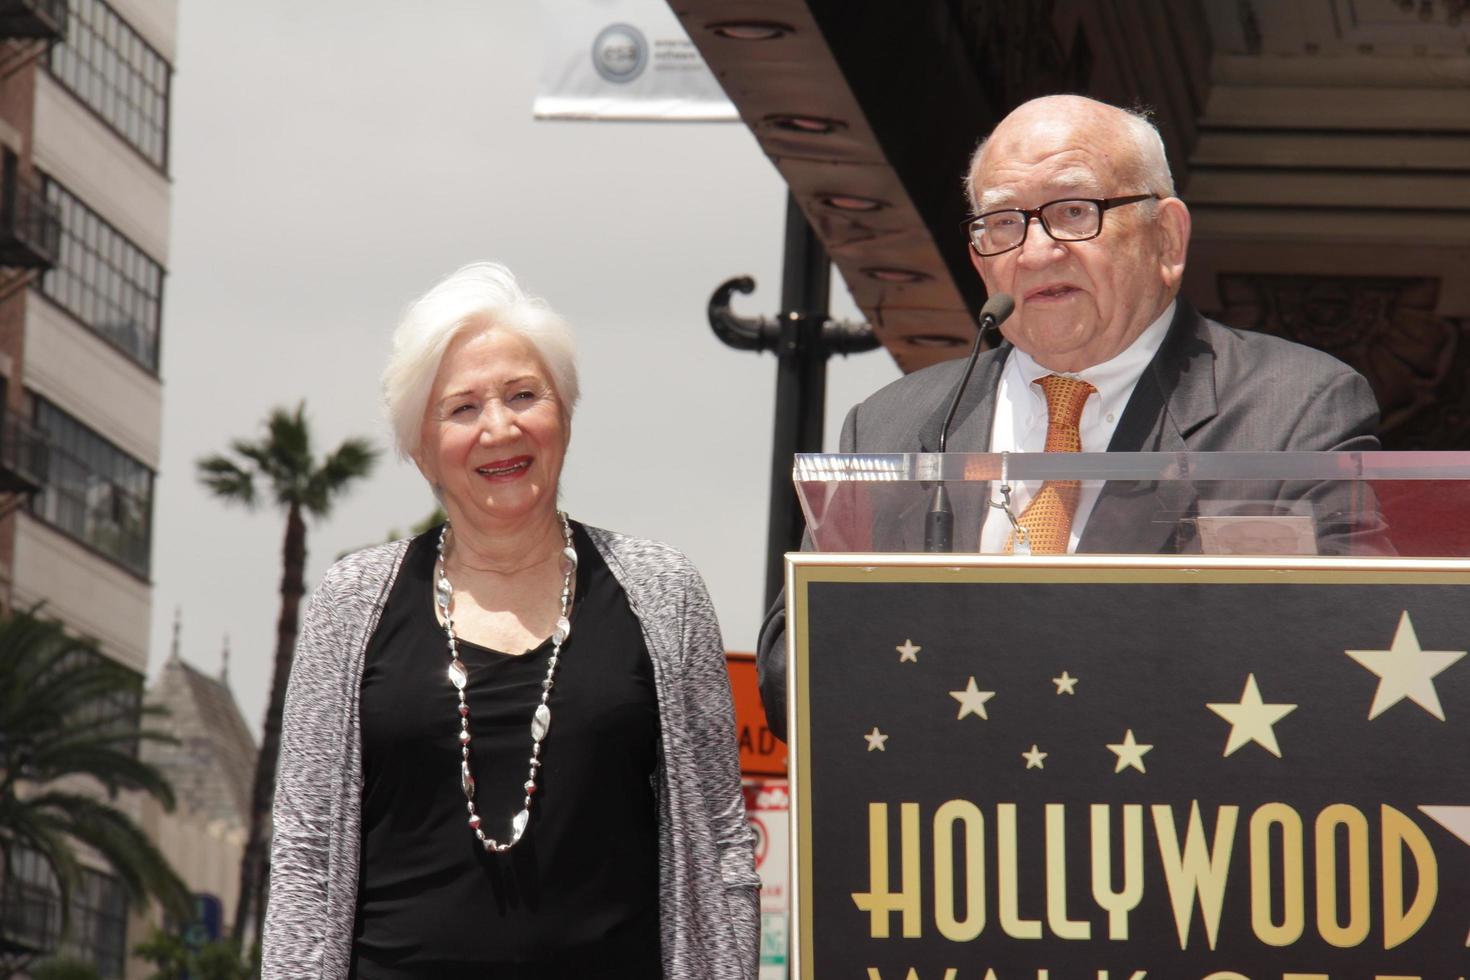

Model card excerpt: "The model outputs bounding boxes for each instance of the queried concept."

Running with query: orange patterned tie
[1008,374,1097,555]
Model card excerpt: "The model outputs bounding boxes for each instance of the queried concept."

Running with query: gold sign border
[784,553,1470,979]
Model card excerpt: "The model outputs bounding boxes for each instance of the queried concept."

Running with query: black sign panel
[790,559,1470,979]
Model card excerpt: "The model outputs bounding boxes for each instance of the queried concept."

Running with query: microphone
[924,293,1016,553]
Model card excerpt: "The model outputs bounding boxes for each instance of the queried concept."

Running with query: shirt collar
[1008,300,1176,413]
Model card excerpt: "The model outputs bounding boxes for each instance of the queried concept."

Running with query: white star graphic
[1345,611,1466,721]
[1107,729,1153,773]
[1207,673,1298,758]
[895,639,920,663]
[1052,670,1078,695]
[863,727,888,752]
[1022,745,1047,769]
[949,676,995,720]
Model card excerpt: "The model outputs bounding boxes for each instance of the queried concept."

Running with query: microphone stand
[924,294,1014,553]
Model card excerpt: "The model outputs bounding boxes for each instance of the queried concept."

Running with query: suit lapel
[1083,303,1218,553]
[1107,301,1218,452]
[909,347,1010,550]
[918,347,1009,453]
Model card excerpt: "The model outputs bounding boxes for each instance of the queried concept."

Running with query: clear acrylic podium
[783,451,1470,978]
[793,450,1470,558]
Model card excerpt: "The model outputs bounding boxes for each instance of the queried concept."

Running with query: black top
[351,522,662,979]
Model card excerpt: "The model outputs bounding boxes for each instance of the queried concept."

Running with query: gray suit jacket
[756,302,1382,740]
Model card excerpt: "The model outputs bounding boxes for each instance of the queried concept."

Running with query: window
[40,177,165,372]
[56,645,145,756]
[47,0,171,169]
[29,396,154,577]
[1,850,128,979]
[63,863,129,979]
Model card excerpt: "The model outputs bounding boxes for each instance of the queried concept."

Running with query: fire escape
[0,0,66,78]
[0,0,60,957]
[0,3,60,536]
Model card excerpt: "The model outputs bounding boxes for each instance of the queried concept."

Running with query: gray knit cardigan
[260,525,761,978]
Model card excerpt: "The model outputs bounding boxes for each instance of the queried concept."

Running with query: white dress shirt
[979,301,1176,553]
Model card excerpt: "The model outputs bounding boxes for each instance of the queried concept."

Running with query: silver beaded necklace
[435,512,576,853]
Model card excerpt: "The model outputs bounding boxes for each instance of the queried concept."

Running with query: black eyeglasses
[963,194,1158,256]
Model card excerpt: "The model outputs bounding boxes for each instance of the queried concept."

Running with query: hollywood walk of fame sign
[785,554,1470,979]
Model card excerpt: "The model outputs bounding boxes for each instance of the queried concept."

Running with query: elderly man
[756,94,1380,740]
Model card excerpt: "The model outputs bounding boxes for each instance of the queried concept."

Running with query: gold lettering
[1381,805,1437,950]
[864,965,959,979]
[1201,974,1250,980]
[1152,801,1239,950]
[1249,803,1305,946]
[1091,803,1144,940]
[998,803,1043,939]
[853,802,922,938]
[1315,803,1370,947]
[933,800,986,941]
[1045,804,1091,939]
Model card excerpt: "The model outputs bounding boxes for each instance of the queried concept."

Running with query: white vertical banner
[534,0,738,121]
[745,779,790,980]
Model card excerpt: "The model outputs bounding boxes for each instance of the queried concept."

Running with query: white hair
[383,262,580,459]
[964,97,1176,213]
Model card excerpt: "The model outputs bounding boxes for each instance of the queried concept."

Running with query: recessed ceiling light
[818,194,887,212]
[764,114,846,135]
[863,267,930,283]
[707,21,793,41]
[906,334,967,348]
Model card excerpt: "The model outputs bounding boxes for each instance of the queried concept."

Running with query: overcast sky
[151,1,899,735]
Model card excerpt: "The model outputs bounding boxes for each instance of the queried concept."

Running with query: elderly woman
[261,263,759,978]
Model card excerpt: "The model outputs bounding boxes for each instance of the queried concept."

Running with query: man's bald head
[965,96,1174,214]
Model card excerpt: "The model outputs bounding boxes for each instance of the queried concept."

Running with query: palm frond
[0,605,192,928]
[0,805,83,936]
[263,404,312,498]
[302,438,378,517]
[196,455,257,507]
[37,792,193,921]
[29,746,178,809]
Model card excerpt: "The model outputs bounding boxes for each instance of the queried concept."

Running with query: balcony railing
[0,168,60,270]
[0,408,48,495]
[0,0,67,42]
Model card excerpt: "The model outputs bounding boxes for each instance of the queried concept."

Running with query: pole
[705,195,879,612]
[763,194,831,609]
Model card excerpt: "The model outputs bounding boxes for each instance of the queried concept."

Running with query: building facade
[0,0,176,976]
[138,635,256,963]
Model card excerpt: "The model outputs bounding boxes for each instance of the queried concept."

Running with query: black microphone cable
[924,293,1016,553]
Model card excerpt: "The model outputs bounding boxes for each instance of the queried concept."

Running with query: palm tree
[0,606,194,979]
[196,402,376,944]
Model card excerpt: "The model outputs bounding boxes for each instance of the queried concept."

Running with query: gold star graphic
[1107,729,1152,773]
[1345,611,1466,721]
[895,638,920,663]
[949,677,995,720]
[1207,674,1297,758]
[863,727,888,752]
[1022,745,1047,769]
[1052,670,1078,695]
